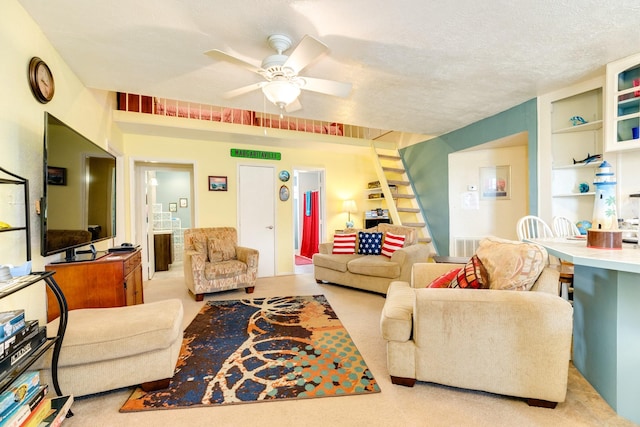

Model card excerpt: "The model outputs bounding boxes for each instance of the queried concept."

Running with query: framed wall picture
[209,176,227,191]
[480,165,511,199]
[179,198,188,208]
[169,202,177,212]
[47,166,67,186]
[279,185,290,201]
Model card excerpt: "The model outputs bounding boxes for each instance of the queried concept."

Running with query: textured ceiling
[17,0,640,136]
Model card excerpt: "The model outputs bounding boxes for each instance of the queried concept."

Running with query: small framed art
[279,185,290,201]
[480,165,511,200]
[209,176,227,191]
[169,202,177,212]
[179,198,188,208]
[47,166,67,186]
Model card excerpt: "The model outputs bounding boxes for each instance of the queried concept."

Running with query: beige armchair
[380,260,573,408]
[183,227,259,301]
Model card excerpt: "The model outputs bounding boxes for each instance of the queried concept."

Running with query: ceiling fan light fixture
[261,80,301,109]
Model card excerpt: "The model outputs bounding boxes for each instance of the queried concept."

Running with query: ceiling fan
[205,34,352,114]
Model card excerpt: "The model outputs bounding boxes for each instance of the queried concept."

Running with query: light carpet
[120,294,379,412]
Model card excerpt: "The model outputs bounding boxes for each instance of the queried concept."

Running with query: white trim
[130,156,196,280]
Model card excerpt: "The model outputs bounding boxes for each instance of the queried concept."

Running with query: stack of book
[365,209,389,219]
[0,311,47,379]
[0,370,73,426]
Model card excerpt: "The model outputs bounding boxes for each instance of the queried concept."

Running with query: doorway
[447,136,528,255]
[133,162,194,280]
[293,168,325,272]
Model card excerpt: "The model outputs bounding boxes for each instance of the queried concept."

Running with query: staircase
[369,143,435,251]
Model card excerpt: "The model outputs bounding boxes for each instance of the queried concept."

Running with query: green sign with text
[230,148,281,161]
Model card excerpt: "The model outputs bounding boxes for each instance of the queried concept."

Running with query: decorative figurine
[588,160,622,248]
[579,182,590,193]
[570,116,588,126]
[573,153,601,165]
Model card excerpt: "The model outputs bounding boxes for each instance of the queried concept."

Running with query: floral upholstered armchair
[183,227,259,301]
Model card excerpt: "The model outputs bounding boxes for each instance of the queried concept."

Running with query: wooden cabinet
[153,231,173,271]
[605,52,640,152]
[364,217,391,228]
[45,249,143,322]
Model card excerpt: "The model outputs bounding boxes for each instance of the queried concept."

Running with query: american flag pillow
[332,233,357,254]
[380,232,406,257]
[357,232,383,255]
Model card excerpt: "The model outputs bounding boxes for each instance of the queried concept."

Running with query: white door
[238,165,276,277]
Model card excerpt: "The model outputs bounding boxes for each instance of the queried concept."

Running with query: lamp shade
[342,200,357,214]
[261,80,301,109]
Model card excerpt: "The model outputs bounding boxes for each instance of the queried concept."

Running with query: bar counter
[528,237,640,424]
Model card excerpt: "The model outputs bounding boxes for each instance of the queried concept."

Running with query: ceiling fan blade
[299,76,352,98]
[283,35,328,74]
[222,82,265,99]
[285,98,302,113]
[204,49,264,75]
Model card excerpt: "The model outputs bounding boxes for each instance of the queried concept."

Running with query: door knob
[266,225,274,229]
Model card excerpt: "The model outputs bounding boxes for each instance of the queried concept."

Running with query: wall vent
[453,237,483,257]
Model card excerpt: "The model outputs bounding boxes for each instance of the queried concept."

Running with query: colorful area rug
[120,295,379,411]
[295,255,313,265]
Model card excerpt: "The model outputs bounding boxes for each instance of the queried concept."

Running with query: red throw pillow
[332,233,357,254]
[381,232,406,257]
[449,255,489,289]
[428,268,462,288]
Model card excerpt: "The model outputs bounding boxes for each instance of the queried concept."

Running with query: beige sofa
[313,223,434,294]
[380,252,574,407]
[183,227,259,301]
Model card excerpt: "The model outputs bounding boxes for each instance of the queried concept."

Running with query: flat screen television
[41,112,116,262]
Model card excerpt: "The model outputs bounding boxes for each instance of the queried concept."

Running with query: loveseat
[183,227,259,301]
[380,237,574,407]
[313,223,434,294]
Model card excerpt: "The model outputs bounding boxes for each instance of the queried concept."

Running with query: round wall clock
[28,57,55,104]
[279,185,290,201]
[279,170,290,182]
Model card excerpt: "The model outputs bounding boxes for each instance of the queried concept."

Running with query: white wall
[448,143,529,254]
[0,1,119,323]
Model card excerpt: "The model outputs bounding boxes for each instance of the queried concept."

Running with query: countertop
[527,237,640,274]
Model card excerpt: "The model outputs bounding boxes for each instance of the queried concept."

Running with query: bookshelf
[0,167,72,422]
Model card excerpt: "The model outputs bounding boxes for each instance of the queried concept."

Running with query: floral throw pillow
[427,268,462,288]
[357,232,383,255]
[449,255,489,289]
[332,233,357,254]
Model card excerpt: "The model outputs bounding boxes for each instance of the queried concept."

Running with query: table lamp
[343,200,357,228]
[588,160,622,249]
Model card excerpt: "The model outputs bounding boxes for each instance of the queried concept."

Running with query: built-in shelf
[546,84,603,222]
[553,119,603,134]
[553,162,600,170]
[553,192,596,198]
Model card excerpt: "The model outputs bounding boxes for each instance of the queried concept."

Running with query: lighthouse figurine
[587,160,622,249]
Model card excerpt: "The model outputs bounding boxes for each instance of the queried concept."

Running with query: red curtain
[300,191,319,258]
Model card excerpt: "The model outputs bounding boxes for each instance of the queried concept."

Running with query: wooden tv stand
[45,249,143,321]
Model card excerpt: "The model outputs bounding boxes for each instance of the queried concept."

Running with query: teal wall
[400,99,538,255]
